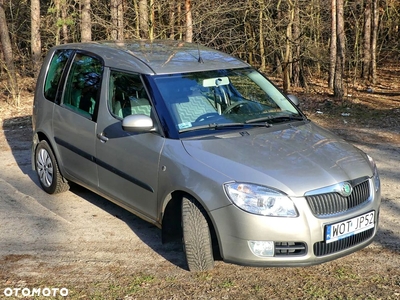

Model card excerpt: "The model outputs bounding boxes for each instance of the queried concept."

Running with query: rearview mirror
[203,77,230,87]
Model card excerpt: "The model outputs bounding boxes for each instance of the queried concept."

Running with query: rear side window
[62,53,103,120]
[44,50,72,102]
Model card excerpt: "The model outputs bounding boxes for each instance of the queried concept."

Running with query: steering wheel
[195,112,220,122]
[223,101,249,114]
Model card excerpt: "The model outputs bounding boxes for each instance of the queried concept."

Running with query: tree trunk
[81,0,92,42]
[0,0,20,106]
[283,0,294,94]
[149,0,154,40]
[329,0,337,90]
[111,0,117,40]
[111,0,124,40]
[362,0,372,80]
[61,1,69,43]
[245,20,254,66]
[258,0,266,71]
[334,0,345,99]
[185,0,193,42]
[133,0,140,38]
[169,0,175,39]
[139,0,149,39]
[337,0,345,71]
[54,0,61,44]
[118,0,124,40]
[31,0,41,78]
[52,0,69,44]
[313,0,322,77]
[371,0,379,84]
[292,0,301,87]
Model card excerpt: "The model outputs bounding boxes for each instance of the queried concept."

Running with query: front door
[95,69,164,221]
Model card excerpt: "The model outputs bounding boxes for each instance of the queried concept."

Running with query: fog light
[248,241,274,257]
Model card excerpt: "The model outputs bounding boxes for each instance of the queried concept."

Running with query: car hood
[181,122,373,196]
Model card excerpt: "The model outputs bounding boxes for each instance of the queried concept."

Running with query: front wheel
[35,140,69,194]
[182,196,215,271]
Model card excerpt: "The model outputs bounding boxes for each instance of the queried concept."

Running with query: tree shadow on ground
[2,115,32,173]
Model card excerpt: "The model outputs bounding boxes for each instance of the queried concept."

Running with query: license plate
[325,211,375,243]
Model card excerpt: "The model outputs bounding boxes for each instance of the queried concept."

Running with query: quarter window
[44,50,72,102]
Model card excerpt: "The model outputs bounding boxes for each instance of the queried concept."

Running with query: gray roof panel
[52,40,250,75]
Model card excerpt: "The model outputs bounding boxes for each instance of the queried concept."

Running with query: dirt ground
[0,71,399,299]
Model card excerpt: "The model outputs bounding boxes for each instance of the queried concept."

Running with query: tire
[182,196,215,272]
[35,140,69,194]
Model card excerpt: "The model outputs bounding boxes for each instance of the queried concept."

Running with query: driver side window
[230,75,278,109]
[109,71,151,119]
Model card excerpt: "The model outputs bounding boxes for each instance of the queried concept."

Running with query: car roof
[51,40,250,75]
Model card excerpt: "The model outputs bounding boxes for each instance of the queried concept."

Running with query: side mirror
[287,94,300,106]
[122,114,154,133]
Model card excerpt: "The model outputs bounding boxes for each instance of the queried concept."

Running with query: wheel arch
[32,131,65,177]
[161,190,221,259]
[32,131,49,170]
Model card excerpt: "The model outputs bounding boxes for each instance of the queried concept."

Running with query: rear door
[53,52,103,187]
[95,69,164,221]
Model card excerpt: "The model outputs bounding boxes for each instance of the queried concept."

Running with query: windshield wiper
[179,122,269,133]
[246,114,304,124]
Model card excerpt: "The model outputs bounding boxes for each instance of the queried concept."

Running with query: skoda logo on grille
[340,182,353,197]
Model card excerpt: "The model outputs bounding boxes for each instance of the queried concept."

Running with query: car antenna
[197,43,204,63]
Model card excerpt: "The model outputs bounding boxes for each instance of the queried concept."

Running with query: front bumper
[210,181,381,267]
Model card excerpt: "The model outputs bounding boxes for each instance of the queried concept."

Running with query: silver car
[32,40,381,271]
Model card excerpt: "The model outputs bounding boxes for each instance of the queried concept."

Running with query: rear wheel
[35,140,69,194]
[182,196,214,271]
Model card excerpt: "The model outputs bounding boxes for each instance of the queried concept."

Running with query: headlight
[224,182,298,217]
[367,155,380,192]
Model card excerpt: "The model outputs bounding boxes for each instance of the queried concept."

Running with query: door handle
[97,132,109,143]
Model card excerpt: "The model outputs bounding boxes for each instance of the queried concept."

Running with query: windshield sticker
[178,122,192,130]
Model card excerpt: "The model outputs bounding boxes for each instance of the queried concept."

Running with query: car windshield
[152,68,303,133]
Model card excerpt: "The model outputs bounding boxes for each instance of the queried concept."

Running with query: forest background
[0,0,399,108]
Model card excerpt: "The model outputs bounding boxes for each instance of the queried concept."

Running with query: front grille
[313,228,374,256]
[275,242,306,256]
[306,180,370,216]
